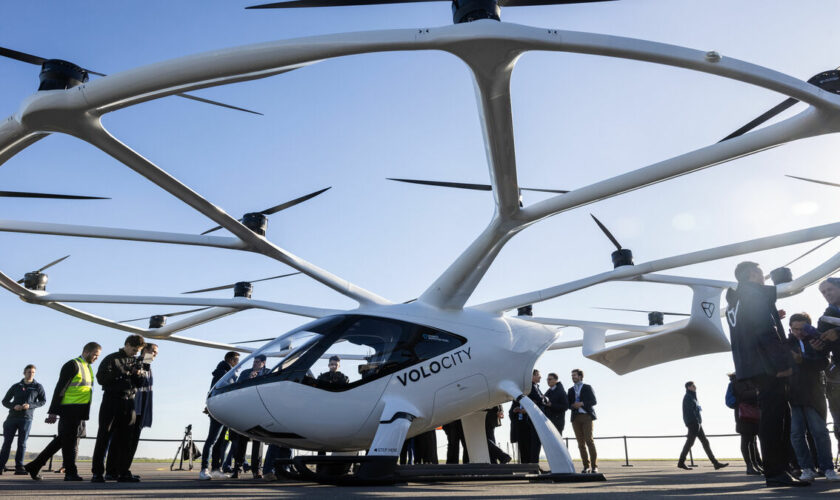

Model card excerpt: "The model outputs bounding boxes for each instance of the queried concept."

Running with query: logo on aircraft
[396,347,472,386]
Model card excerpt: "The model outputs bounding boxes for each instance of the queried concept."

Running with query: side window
[414,328,465,360]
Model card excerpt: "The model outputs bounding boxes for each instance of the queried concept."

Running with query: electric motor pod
[451,0,500,24]
[611,248,634,268]
[517,304,533,316]
[38,59,89,91]
[234,281,253,298]
[648,311,664,326]
[808,69,840,94]
[242,212,267,236]
[23,272,48,291]
[769,267,793,285]
[149,315,167,329]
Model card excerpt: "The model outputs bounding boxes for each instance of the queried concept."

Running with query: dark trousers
[0,417,33,469]
[485,424,510,464]
[91,397,135,476]
[679,423,717,463]
[201,416,225,470]
[442,422,468,464]
[523,419,542,464]
[548,414,565,436]
[754,375,790,477]
[108,418,144,476]
[28,414,84,476]
[232,433,262,472]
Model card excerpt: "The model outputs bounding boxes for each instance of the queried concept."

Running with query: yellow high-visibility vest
[61,357,93,405]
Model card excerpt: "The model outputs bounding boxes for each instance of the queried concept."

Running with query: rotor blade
[589,213,622,251]
[718,97,798,143]
[519,187,569,194]
[200,224,225,235]
[387,178,492,191]
[248,0,441,9]
[182,272,300,294]
[772,237,837,273]
[499,0,615,7]
[0,191,109,200]
[785,174,840,189]
[0,46,46,66]
[175,93,263,115]
[120,306,212,323]
[36,255,70,273]
[260,187,332,216]
[593,307,690,317]
[232,337,276,344]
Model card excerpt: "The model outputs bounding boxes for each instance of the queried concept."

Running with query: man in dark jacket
[511,369,545,464]
[199,351,240,480]
[484,405,511,464]
[24,342,102,481]
[0,364,46,474]
[567,368,598,473]
[91,334,147,483]
[677,381,728,470]
[787,314,838,481]
[316,356,350,388]
[816,278,840,450]
[544,372,569,435]
[726,261,804,487]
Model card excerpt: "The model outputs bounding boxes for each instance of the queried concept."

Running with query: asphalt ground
[1,460,839,499]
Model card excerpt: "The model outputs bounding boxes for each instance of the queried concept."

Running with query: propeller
[247,0,616,24]
[719,68,840,143]
[120,307,212,324]
[0,46,262,115]
[0,190,108,200]
[16,255,70,283]
[593,307,690,317]
[232,337,277,345]
[182,272,301,294]
[761,236,837,284]
[785,174,840,189]
[590,214,634,267]
[387,178,568,194]
[200,186,331,235]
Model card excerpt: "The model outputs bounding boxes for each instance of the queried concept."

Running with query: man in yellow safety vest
[23,342,102,481]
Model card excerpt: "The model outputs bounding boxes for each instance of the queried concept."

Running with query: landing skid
[275,455,606,485]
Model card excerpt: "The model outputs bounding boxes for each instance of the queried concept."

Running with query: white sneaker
[210,468,227,479]
[198,468,212,480]
[825,469,840,482]
[799,468,816,482]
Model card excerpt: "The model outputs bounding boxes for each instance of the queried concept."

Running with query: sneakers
[591,467,599,474]
[198,468,212,480]
[210,468,227,479]
[799,468,816,482]
[825,469,840,482]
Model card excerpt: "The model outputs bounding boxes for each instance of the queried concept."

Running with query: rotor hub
[611,248,634,268]
[769,267,793,285]
[234,281,253,298]
[242,212,267,236]
[808,69,840,94]
[451,0,501,24]
[149,315,167,328]
[517,305,533,316]
[23,272,48,291]
[648,311,664,326]
[38,59,89,91]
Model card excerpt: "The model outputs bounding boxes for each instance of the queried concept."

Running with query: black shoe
[500,456,512,465]
[714,462,729,470]
[765,472,810,487]
[677,462,691,470]
[231,469,240,479]
[117,474,140,483]
[253,472,263,480]
[65,474,84,481]
[14,469,27,476]
[90,474,106,483]
[23,463,42,481]
[746,467,762,475]
[104,474,118,481]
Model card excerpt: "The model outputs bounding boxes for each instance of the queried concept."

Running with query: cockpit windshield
[212,314,466,394]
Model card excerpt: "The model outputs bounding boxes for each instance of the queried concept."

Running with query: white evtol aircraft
[1,0,840,483]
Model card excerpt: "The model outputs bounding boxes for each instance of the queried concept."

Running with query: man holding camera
[90,334,147,483]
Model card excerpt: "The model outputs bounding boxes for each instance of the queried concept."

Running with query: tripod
[170,424,198,471]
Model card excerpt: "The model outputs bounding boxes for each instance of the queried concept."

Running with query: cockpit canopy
[211,314,466,395]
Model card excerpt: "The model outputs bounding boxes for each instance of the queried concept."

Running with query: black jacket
[210,360,232,389]
[725,282,791,380]
[2,379,46,419]
[96,349,145,400]
[787,333,829,415]
[544,384,569,419]
[682,390,701,427]
[567,383,597,421]
[817,304,840,365]
[48,359,92,419]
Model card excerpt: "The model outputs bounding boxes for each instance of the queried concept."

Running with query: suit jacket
[544,384,569,419]
[682,390,701,427]
[567,383,597,421]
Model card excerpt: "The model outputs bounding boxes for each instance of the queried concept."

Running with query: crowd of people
[0,335,157,482]
[726,262,840,487]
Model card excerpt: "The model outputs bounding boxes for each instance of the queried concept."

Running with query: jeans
[0,417,32,469]
[263,444,291,475]
[790,405,834,471]
[201,416,225,470]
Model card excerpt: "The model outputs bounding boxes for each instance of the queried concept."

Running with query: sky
[1,0,840,462]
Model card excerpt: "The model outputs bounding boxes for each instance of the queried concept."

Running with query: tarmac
[1,460,839,499]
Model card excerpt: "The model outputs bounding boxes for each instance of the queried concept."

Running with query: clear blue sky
[1,0,839,460]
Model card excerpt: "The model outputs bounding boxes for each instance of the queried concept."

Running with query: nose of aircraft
[206,383,275,435]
